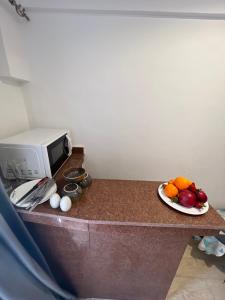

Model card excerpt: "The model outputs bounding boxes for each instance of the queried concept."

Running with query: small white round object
[49,193,61,209]
[60,196,72,212]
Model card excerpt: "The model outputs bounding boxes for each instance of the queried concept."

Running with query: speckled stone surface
[19,150,225,300]
[20,178,225,232]
[26,222,190,300]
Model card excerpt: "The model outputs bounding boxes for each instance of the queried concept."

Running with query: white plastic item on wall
[0,4,29,85]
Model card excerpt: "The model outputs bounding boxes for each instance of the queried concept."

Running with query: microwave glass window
[51,142,63,164]
[47,135,68,176]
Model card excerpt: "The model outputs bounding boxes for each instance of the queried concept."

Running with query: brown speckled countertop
[18,149,225,232]
[19,179,225,230]
[20,151,224,300]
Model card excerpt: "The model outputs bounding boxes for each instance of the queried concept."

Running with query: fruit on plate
[173,176,192,190]
[196,189,208,203]
[188,182,197,193]
[163,177,208,209]
[194,201,205,209]
[168,179,175,184]
[178,190,197,208]
[164,183,178,198]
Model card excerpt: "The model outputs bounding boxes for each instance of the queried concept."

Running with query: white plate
[158,183,209,215]
[10,179,57,208]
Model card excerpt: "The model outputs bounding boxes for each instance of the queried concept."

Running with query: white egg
[60,196,72,212]
[49,193,61,208]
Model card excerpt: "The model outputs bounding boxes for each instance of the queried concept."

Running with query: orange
[168,179,175,184]
[164,183,178,198]
[173,176,192,190]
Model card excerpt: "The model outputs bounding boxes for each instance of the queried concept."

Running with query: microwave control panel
[0,147,45,179]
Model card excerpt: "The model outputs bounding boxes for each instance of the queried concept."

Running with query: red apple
[179,190,197,208]
[196,190,208,203]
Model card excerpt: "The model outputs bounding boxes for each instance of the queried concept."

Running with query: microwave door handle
[66,134,72,156]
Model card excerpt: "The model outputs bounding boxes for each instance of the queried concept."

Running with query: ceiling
[19,0,225,13]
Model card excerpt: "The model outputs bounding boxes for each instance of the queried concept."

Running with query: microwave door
[46,134,70,177]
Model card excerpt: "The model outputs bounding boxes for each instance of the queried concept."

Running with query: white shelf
[0,4,30,86]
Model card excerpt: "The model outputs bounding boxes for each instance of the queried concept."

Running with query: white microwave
[0,128,72,180]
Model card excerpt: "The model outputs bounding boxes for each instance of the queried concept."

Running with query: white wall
[0,82,29,138]
[23,13,225,208]
[0,2,30,139]
[0,1,29,83]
